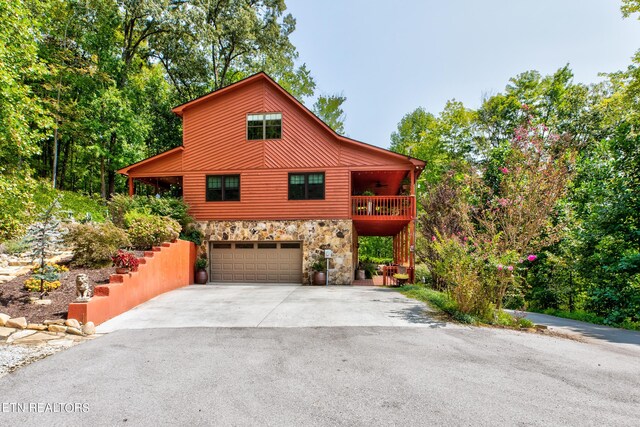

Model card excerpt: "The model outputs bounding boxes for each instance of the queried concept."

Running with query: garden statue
[75,274,92,302]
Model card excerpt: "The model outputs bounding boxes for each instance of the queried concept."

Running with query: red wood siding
[128,150,183,176]
[184,169,349,220]
[123,73,422,221]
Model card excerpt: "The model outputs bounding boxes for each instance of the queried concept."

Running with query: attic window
[247,113,282,140]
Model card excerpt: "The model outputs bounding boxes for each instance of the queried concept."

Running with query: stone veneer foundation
[198,220,353,285]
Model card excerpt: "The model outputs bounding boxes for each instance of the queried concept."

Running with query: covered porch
[350,168,420,284]
[118,146,185,198]
[126,175,183,198]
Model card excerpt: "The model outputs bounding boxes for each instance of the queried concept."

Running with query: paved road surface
[1,287,638,426]
[511,310,640,352]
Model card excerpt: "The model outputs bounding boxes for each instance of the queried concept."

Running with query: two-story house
[118,73,425,285]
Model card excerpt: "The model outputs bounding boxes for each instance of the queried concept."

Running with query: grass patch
[33,183,107,223]
[397,285,479,324]
[397,284,537,328]
[532,308,640,331]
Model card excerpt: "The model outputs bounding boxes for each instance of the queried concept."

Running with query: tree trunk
[100,157,106,199]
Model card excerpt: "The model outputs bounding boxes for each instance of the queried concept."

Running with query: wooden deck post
[409,169,416,283]
[128,176,134,197]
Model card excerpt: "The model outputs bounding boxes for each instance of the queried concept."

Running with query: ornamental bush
[124,211,181,250]
[66,222,131,268]
[108,195,201,244]
[24,278,61,293]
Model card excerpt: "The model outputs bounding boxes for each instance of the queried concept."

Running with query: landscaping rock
[30,299,52,305]
[65,319,81,329]
[6,317,27,329]
[66,327,83,336]
[0,326,17,338]
[0,313,10,326]
[48,324,67,333]
[11,332,59,345]
[81,322,96,336]
[27,324,48,331]
[6,330,37,343]
[44,319,65,326]
[47,338,74,348]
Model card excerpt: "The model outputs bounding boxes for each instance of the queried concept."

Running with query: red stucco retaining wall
[68,239,196,325]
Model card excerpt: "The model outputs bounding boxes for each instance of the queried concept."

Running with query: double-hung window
[247,113,282,140]
[206,175,240,201]
[288,172,325,200]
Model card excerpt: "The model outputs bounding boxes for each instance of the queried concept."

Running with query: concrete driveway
[97,285,444,332]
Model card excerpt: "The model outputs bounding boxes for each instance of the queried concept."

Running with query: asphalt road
[1,326,638,426]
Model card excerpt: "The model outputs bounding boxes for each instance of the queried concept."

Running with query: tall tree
[313,93,346,134]
[0,0,50,172]
[152,0,315,102]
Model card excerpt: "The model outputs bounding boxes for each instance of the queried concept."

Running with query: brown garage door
[209,241,303,283]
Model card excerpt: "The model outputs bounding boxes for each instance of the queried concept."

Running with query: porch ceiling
[353,219,409,236]
[351,170,408,196]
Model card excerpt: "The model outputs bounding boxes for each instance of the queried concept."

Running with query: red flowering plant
[111,250,140,271]
[422,111,574,318]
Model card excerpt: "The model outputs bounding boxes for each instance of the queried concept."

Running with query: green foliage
[358,236,393,261]
[313,93,346,134]
[0,173,36,241]
[180,224,204,246]
[24,278,61,293]
[535,308,640,331]
[358,255,393,265]
[0,174,107,242]
[32,182,107,222]
[23,198,66,294]
[399,285,478,324]
[1,238,30,255]
[0,0,50,170]
[66,221,131,268]
[311,254,327,272]
[108,195,201,244]
[195,257,207,270]
[124,211,181,250]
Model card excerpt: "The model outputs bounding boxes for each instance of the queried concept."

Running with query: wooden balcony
[351,196,414,220]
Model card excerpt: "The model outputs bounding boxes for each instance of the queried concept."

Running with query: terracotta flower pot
[115,267,129,274]
[195,269,208,284]
[312,271,326,286]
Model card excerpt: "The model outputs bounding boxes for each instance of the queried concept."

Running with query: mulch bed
[0,265,113,323]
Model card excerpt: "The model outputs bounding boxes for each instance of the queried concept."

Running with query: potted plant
[401,177,410,191]
[112,250,140,274]
[195,257,208,284]
[393,273,409,286]
[311,256,326,286]
[356,262,366,281]
[362,189,375,215]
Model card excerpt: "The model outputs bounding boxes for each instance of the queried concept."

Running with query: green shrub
[66,222,131,267]
[399,285,478,324]
[0,173,36,241]
[1,238,29,255]
[107,194,137,228]
[358,255,393,265]
[32,182,107,223]
[124,211,181,249]
[180,223,204,246]
[108,195,201,243]
[414,264,430,284]
[517,318,535,328]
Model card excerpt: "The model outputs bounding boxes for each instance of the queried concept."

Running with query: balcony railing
[351,196,414,219]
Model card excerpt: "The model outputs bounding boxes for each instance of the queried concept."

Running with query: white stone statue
[75,274,92,302]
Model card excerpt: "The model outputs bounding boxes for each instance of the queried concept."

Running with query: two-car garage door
[209,241,303,283]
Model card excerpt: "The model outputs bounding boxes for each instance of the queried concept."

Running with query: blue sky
[287,0,640,148]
